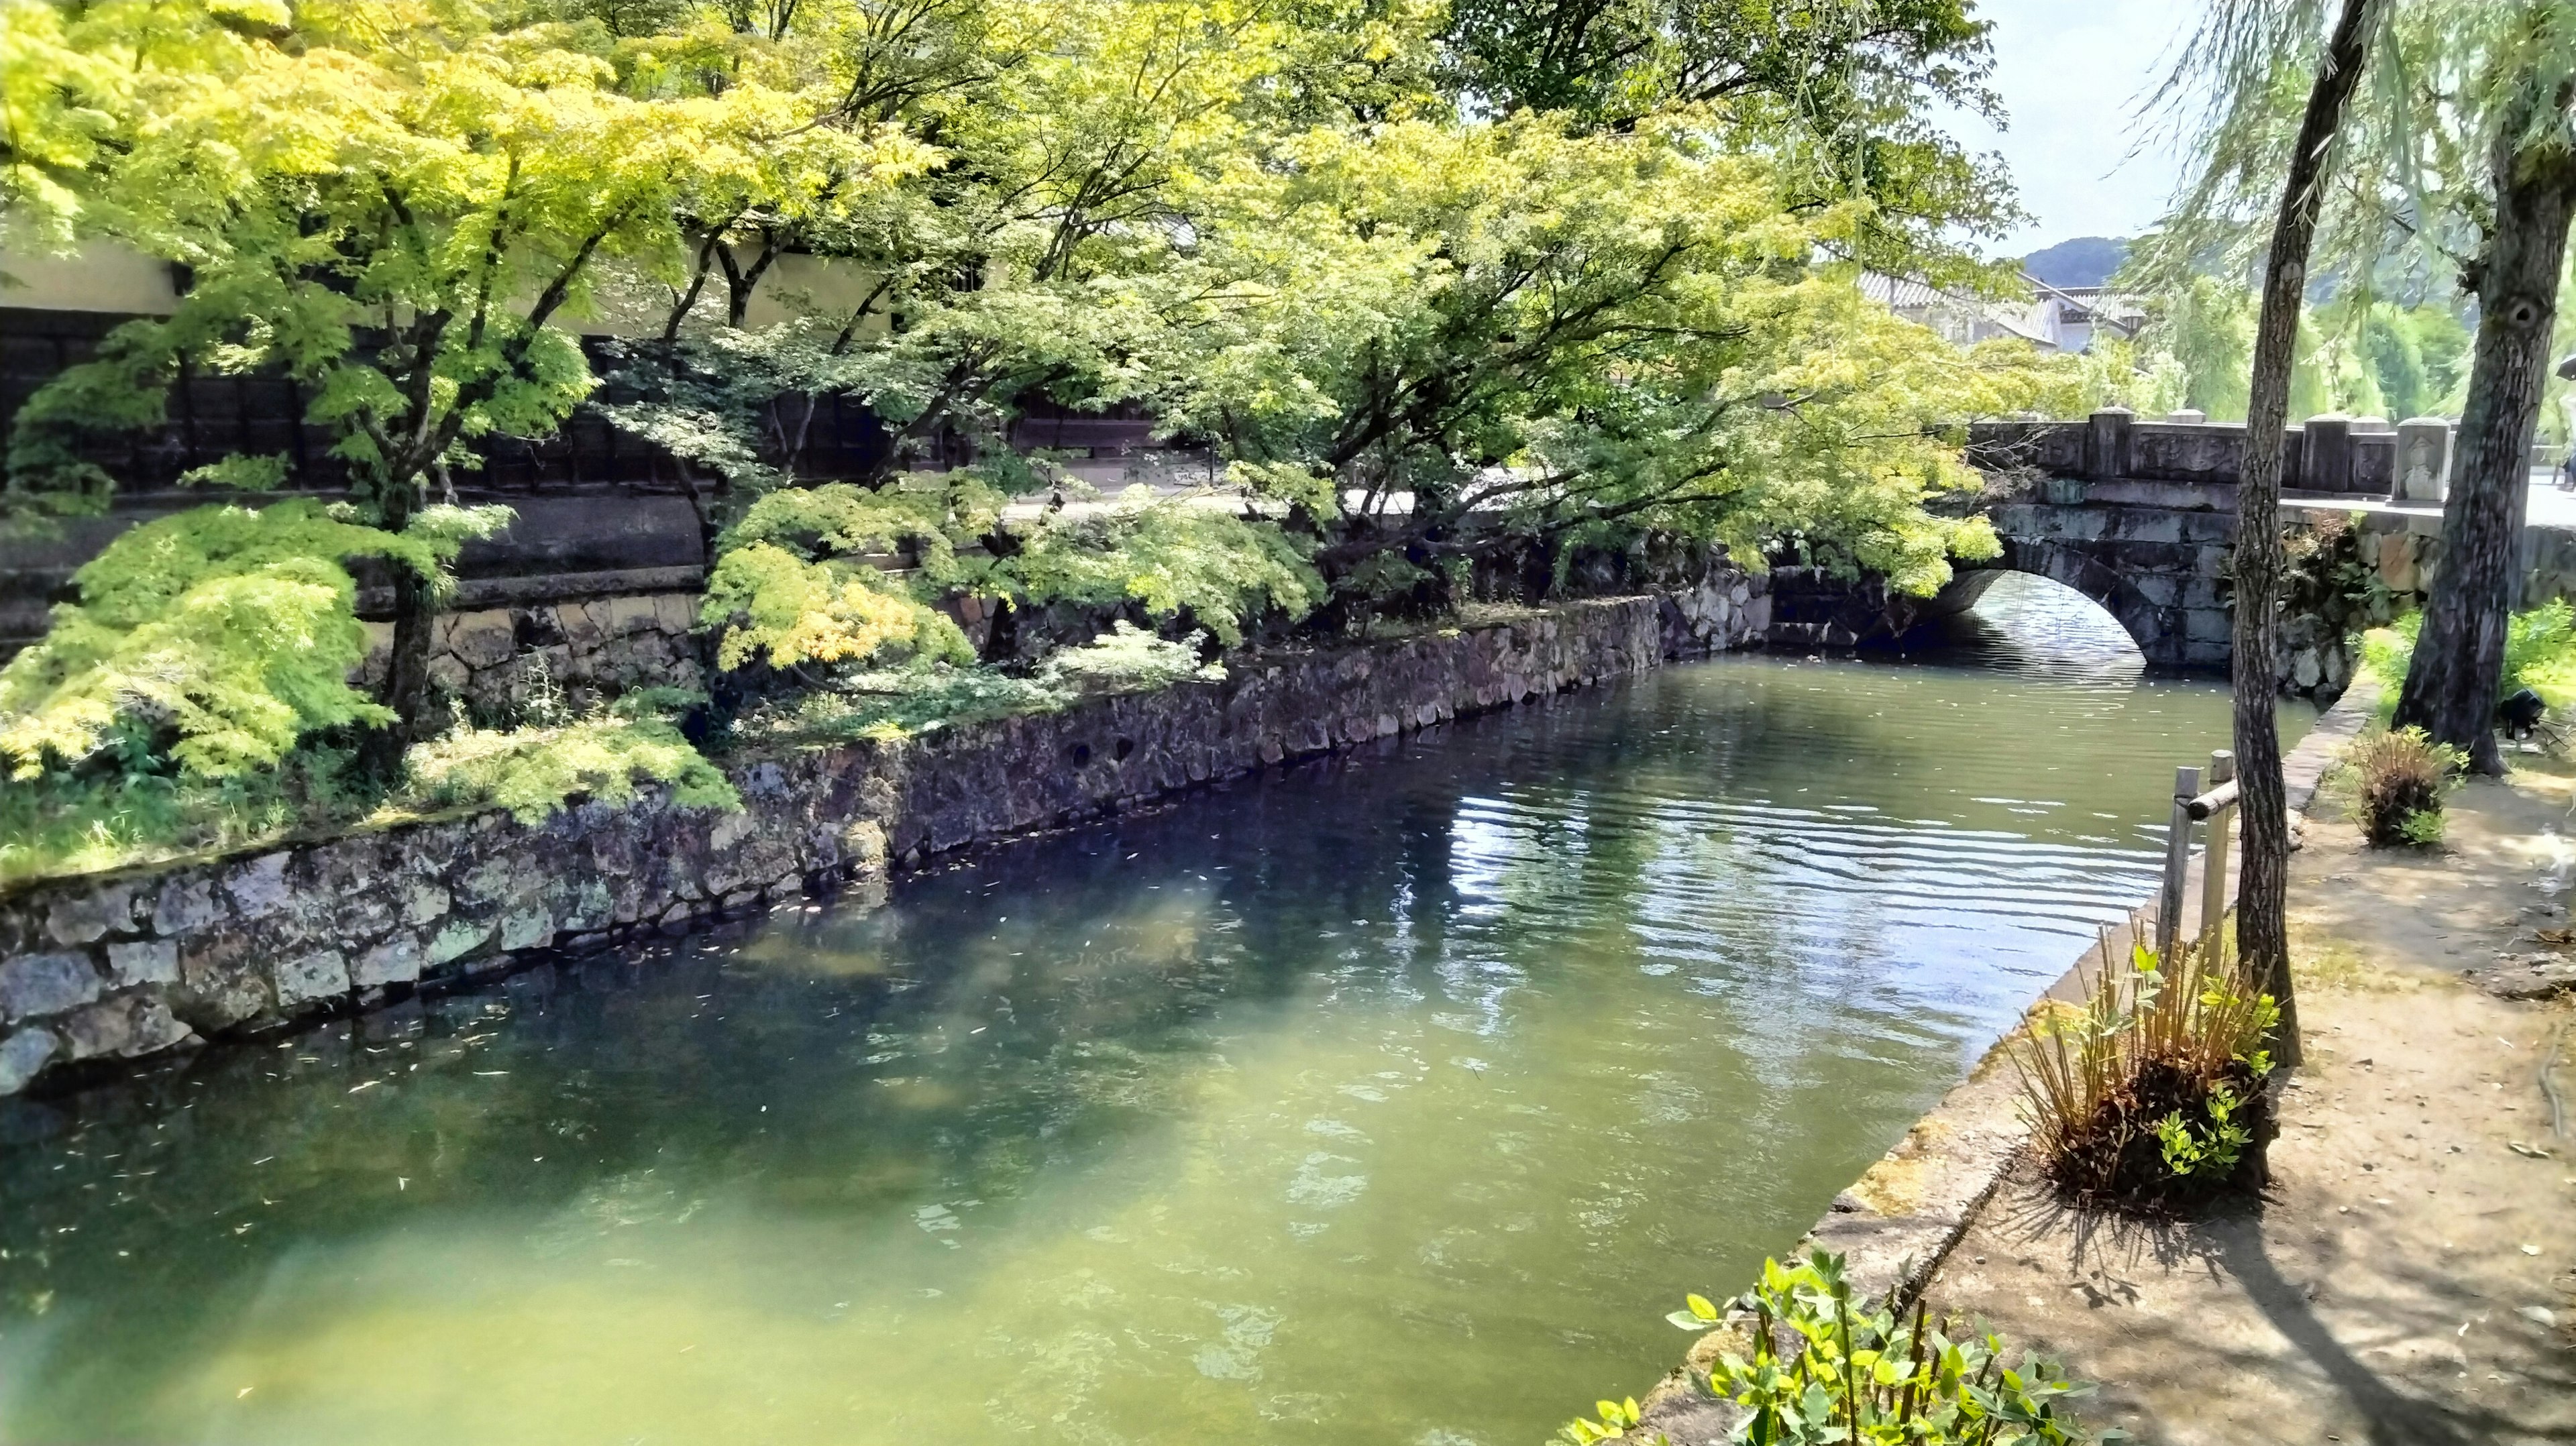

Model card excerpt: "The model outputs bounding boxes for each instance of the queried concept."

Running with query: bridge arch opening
[1919,570,2147,679]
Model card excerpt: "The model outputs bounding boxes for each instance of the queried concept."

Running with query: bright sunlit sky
[1951,0,2207,258]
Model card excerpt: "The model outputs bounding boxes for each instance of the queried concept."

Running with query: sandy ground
[1923,763,2576,1445]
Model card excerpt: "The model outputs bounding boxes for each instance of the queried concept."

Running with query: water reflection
[1925,570,2149,687]
[0,643,2282,1446]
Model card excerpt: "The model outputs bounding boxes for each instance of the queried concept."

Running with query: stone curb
[1635,678,2383,1445]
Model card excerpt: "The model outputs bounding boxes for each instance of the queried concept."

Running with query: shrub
[2012,937,2277,1210]
[0,500,503,781]
[724,623,1226,744]
[400,714,740,824]
[955,491,1323,647]
[1033,622,1222,695]
[2347,726,2461,846]
[1629,1251,2115,1445]
[2359,600,2576,714]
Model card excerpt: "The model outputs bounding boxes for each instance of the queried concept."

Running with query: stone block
[2300,413,2355,492]
[655,593,698,635]
[354,934,424,987]
[558,600,607,647]
[2396,416,2451,502]
[2114,510,2184,545]
[499,908,553,951]
[405,883,451,926]
[1,951,103,1022]
[427,917,495,966]
[224,853,292,917]
[2377,532,2419,594]
[152,877,219,936]
[59,995,192,1061]
[2184,608,2233,643]
[106,938,179,987]
[176,928,272,1028]
[2178,511,2235,544]
[46,884,135,946]
[605,595,663,636]
[272,948,351,1007]
[2130,574,2182,608]
[448,609,518,669]
[0,1027,59,1095]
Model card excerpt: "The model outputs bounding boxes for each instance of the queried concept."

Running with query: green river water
[0,585,2298,1445]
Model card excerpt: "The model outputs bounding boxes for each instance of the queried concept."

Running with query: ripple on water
[0,625,2302,1446]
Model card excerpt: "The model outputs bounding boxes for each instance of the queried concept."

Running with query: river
[0,585,2296,1445]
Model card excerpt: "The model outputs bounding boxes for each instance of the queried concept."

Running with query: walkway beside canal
[1921,766,2576,1445]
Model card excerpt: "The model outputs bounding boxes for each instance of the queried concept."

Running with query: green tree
[5,0,930,755]
[1155,111,2068,616]
[2143,0,2576,772]
[2153,0,2390,1072]
[1440,0,2021,284]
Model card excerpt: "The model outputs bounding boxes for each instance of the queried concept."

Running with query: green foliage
[2345,726,2463,846]
[729,621,1223,744]
[1162,113,2061,604]
[1440,0,2021,283]
[1556,1394,1648,1445]
[701,542,973,673]
[0,500,503,780]
[962,494,1323,646]
[2012,938,2279,1209]
[400,714,739,824]
[1657,1251,2116,1445]
[2154,1081,2253,1181]
[1034,620,1222,693]
[698,484,981,673]
[0,746,376,887]
[2360,600,2576,709]
[7,0,935,522]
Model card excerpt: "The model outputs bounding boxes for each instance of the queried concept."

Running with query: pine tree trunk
[2233,0,2379,1070]
[2393,92,2576,775]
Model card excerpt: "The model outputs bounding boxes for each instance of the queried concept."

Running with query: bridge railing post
[2084,407,2135,482]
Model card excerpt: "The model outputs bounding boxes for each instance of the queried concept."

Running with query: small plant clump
[400,709,741,824]
[1611,1251,2116,1445]
[2347,726,2463,846]
[2012,938,2279,1211]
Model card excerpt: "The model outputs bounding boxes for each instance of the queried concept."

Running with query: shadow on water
[0,594,2288,1446]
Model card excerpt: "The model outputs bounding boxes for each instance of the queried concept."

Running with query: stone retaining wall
[0,575,1767,1099]
[356,592,710,723]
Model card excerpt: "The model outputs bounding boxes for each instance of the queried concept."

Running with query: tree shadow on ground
[1973,1174,2576,1446]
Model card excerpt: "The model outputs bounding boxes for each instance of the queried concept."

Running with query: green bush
[2359,600,2576,712]
[727,623,1227,745]
[955,492,1322,647]
[0,500,503,781]
[1625,1251,2116,1445]
[2011,938,2277,1210]
[399,713,740,824]
[2346,726,2461,846]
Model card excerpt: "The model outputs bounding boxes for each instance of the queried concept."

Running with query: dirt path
[1922,767,2576,1445]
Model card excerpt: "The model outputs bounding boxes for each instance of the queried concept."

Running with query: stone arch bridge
[1765,408,2516,693]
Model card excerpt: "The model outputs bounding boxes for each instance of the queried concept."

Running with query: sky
[1949,0,2208,258]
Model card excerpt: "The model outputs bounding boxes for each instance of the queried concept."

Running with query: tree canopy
[0,0,2065,831]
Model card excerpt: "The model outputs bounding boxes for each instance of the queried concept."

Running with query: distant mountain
[2023,237,2131,290]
